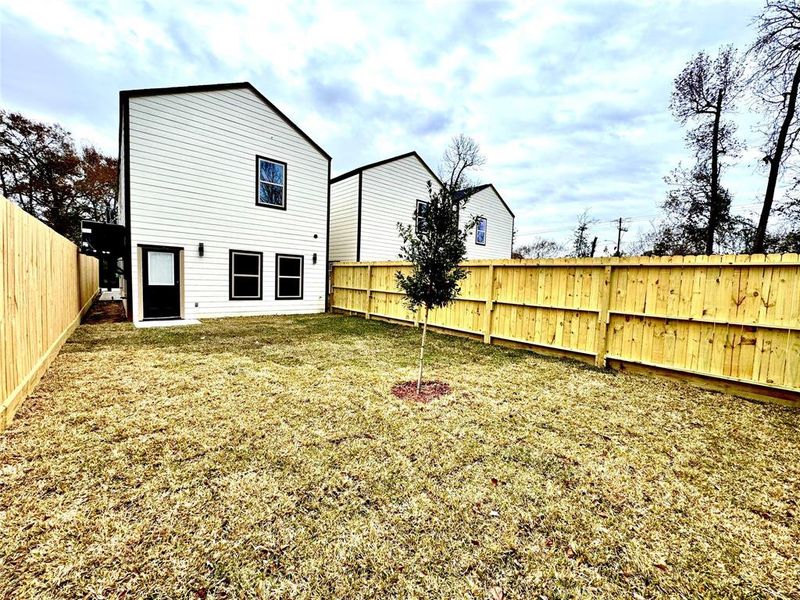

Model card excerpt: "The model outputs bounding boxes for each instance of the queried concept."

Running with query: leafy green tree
[396,181,478,392]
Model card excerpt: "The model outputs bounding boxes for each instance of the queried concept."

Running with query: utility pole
[614,217,628,257]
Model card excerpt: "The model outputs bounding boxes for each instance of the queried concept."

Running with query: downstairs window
[230,250,263,300]
[276,254,304,299]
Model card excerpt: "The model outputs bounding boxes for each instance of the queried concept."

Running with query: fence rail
[1,196,99,430]
[330,255,800,403]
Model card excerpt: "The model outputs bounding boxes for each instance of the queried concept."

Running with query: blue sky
[1,0,767,251]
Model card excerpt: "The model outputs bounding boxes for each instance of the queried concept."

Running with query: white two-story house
[328,151,514,262]
[118,82,330,323]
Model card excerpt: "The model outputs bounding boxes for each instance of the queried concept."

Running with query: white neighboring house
[118,82,331,323]
[329,151,514,262]
[454,183,515,260]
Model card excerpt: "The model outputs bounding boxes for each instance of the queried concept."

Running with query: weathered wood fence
[1,196,99,430]
[331,255,800,403]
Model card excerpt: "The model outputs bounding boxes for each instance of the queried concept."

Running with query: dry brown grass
[1,313,798,599]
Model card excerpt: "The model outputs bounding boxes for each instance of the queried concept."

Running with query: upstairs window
[276,254,304,299]
[230,250,263,300]
[256,156,286,209]
[476,217,487,246]
[415,200,429,233]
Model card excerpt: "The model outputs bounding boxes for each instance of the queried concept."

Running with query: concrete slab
[99,288,122,301]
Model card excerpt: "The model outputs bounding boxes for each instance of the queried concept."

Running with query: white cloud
[1,0,770,248]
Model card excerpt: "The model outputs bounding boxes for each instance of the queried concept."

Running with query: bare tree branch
[438,134,486,190]
[748,0,800,252]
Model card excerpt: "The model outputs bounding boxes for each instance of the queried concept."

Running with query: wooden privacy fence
[331,255,800,403]
[1,196,100,431]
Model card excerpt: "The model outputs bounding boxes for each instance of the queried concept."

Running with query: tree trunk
[416,307,429,393]
[706,90,723,255]
[753,56,800,253]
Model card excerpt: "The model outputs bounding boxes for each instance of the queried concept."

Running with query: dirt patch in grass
[82,300,126,325]
[391,380,451,402]
[1,313,799,598]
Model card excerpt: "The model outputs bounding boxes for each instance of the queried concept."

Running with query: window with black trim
[230,250,263,300]
[415,200,429,233]
[276,254,303,300]
[476,217,487,246]
[256,156,286,209]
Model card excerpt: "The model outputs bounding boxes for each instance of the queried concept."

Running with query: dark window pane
[476,218,487,244]
[259,160,284,185]
[233,275,260,298]
[234,252,260,276]
[278,277,301,298]
[279,256,302,277]
[416,201,429,233]
[259,182,284,206]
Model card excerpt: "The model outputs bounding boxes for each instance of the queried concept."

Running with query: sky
[0,0,770,252]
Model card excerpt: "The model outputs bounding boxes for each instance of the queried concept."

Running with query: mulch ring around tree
[391,381,451,403]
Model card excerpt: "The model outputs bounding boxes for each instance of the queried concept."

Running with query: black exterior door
[142,246,181,319]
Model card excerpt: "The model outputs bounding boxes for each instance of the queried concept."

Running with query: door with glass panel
[141,246,181,319]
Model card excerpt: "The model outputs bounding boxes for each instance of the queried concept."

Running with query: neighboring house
[454,183,515,260]
[118,82,331,323]
[329,151,514,262]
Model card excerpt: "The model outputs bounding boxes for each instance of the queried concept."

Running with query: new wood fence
[330,255,800,403]
[1,196,99,430]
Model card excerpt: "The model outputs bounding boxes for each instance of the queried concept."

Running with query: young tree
[439,133,486,189]
[514,236,566,259]
[396,182,478,393]
[571,210,598,257]
[669,46,744,254]
[748,1,800,252]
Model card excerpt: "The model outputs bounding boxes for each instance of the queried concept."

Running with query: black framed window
[230,250,263,300]
[276,254,304,300]
[415,200,429,233]
[476,217,487,246]
[256,156,287,209]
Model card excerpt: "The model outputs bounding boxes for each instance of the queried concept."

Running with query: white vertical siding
[126,87,329,321]
[329,174,359,262]
[359,155,439,261]
[460,186,514,259]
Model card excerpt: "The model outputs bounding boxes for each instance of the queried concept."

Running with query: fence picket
[331,257,800,403]
[1,196,99,430]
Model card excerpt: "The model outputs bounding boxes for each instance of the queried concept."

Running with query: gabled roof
[119,82,331,160]
[456,183,515,219]
[330,151,441,185]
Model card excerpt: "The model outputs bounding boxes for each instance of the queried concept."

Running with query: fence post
[365,264,372,319]
[595,265,612,368]
[483,264,495,344]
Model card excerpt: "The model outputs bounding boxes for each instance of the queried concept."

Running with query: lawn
[1,313,798,599]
